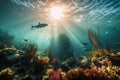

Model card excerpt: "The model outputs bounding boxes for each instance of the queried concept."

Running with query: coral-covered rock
[65,68,85,80]
[84,68,109,80]
[49,68,62,80]
[64,68,109,80]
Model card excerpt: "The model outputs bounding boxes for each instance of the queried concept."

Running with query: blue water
[0,0,120,56]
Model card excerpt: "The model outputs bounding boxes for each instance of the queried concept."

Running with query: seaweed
[87,28,102,49]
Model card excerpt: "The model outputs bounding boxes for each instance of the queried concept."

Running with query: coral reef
[89,49,117,67]
[0,45,119,80]
[0,37,120,80]
[49,68,62,80]
[99,65,120,80]
[64,68,109,80]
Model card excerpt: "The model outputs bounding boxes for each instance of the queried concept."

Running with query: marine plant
[22,43,38,64]
[25,43,37,57]
[87,27,102,49]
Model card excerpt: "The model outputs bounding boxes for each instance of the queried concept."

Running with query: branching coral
[99,65,120,80]
[89,49,113,67]
[89,49,104,57]
[89,49,120,67]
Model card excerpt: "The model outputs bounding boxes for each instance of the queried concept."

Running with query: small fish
[83,48,88,52]
[82,42,88,46]
[24,39,28,42]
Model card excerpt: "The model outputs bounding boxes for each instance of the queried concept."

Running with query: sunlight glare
[50,6,65,20]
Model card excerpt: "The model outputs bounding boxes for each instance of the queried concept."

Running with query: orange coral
[40,57,50,64]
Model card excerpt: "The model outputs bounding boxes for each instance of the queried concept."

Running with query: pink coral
[84,68,109,80]
[49,68,62,80]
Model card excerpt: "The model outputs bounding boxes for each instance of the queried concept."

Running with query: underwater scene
[0,0,120,80]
